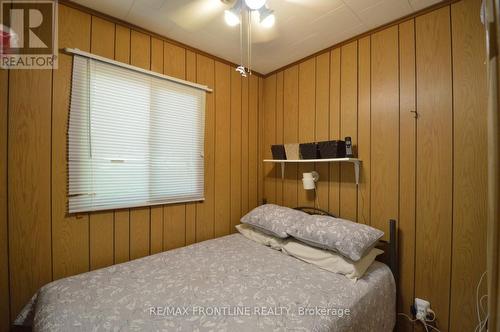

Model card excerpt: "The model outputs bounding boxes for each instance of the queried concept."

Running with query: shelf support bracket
[353,160,360,185]
[280,162,285,179]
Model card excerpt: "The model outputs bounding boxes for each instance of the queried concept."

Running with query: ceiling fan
[166,0,325,77]
[166,0,319,32]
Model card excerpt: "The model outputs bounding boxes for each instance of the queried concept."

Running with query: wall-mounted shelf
[263,158,361,185]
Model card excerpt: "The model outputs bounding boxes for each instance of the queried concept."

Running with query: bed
[16,211,396,332]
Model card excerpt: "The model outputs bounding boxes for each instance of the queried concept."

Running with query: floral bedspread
[16,234,395,331]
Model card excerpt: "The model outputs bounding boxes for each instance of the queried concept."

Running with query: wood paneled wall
[0,3,261,330]
[261,0,487,331]
[415,7,454,329]
[0,68,9,331]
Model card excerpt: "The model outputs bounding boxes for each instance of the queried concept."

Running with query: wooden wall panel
[114,210,130,263]
[130,30,151,70]
[8,69,52,320]
[164,42,186,79]
[185,204,196,245]
[113,24,131,264]
[329,49,341,216]
[0,68,9,332]
[315,53,330,210]
[90,16,114,57]
[89,212,114,269]
[196,55,215,242]
[371,26,399,236]
[357,36,371,225]
[164,204,186,250]
[263,75,276,204]
[130,208,151,259]
[298,59,316,206]
[248,75,259,210]
[185,50,196,83]
[89,16,115,270]
[151,37,164,74]
[52,5,91,280]
[339,42,358,221]
[230,69,242,232]
[275,72,284,206]
[115,25,130,63]
[129,31,151,259]
[241,76,250,215]
[150,207,163,255]
[214,62,231,237]
[415,7,453,331]
[450,0,488,330]
[282,66,299,208]
[258,77,264,206]
[398,18,417,332]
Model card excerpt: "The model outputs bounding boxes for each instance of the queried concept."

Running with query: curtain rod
[64,48,213,93]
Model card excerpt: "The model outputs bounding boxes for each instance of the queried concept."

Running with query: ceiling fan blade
[167,0,226,31]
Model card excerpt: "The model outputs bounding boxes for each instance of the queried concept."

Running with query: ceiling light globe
[260,13,275,28]
[244,0,267,10]
[224,9,240,26]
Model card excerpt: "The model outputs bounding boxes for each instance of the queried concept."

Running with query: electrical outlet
[414,298,430,320]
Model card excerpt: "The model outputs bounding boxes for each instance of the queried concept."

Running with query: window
[68,54,206,213]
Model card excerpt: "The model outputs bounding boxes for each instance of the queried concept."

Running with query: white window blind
[68,55,206,213]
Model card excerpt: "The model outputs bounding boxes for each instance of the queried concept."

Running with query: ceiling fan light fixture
[244,0,267,10]
[224,7,240,26]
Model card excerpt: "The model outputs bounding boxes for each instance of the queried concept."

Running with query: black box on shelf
[271,145,286,160]
[299,143,319,159]
[317,140,346,158]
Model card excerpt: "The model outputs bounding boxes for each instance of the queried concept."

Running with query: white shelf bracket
[353,160,360,185]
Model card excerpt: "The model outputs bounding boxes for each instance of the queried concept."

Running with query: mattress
[16,234,396,331]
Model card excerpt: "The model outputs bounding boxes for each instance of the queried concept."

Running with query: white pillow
[281,240,383,280]
[235,224,286,250]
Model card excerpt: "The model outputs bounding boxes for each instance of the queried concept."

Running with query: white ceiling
[71,0,442,74]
